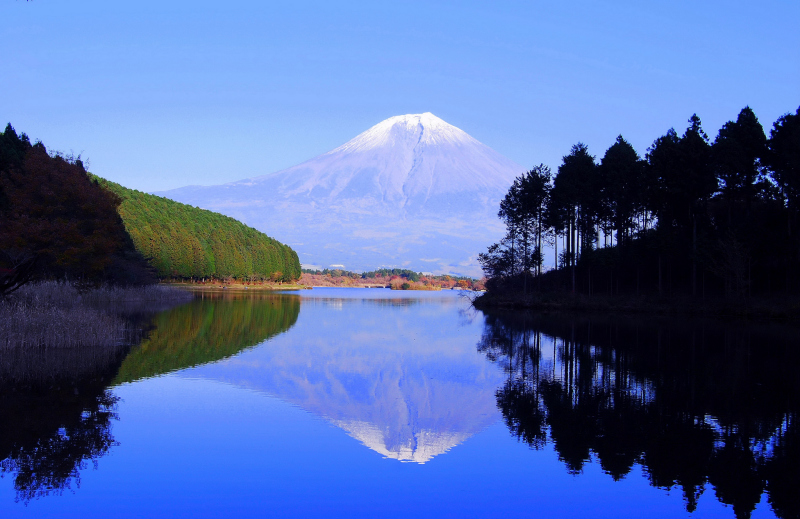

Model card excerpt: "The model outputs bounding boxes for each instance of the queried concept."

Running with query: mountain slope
[159,113,522,276]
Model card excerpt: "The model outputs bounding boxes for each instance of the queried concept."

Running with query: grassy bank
[0,281,193,348]
[472,289,800,321]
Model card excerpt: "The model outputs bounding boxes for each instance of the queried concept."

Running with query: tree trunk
[554,231,558,272]
[658,255,663,296]
[692,215,697,297]
[571,208,576,294]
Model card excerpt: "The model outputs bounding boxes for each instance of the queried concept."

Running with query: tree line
[99,178,301,282]
[479,106,800,298]
[301,267,478,284]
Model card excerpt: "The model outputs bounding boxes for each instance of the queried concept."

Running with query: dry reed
[0,281,193,349]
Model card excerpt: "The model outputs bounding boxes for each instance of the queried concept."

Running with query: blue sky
[2,0,798,192]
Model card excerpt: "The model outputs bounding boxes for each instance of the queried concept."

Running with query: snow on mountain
[335,420,470,464]
[157,113,523,275]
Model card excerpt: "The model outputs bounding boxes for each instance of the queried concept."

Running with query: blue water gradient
[0,289,781,518]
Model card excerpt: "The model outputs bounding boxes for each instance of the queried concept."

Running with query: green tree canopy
[97,178,301,282]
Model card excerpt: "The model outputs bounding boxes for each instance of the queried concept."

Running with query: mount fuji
[157,113,523,275]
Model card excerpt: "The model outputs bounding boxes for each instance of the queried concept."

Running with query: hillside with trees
[477,106,800,310]
[0,122,301,290]
[0,124,154,289]
[96,178,301,282]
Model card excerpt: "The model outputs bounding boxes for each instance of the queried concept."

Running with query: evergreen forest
[97,178,300,282]
[479,106,800,301]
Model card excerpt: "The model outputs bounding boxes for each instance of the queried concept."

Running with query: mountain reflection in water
[478,311,800,519]
[184,290,504,463]
[6,289,800,518]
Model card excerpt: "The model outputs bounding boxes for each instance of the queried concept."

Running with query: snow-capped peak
[329,112,478,155]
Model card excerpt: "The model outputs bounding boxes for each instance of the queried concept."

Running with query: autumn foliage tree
[0,124,153,289]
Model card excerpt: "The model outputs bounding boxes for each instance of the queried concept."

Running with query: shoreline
[167,282,479,292]
[472,290,800,322]
[164,282,307,291]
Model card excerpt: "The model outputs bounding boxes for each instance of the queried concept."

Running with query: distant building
[330,264,346,269]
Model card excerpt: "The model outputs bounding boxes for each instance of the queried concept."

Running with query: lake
[1,288,798,518]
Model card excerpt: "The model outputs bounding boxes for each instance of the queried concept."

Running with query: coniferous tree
[548,144,598,290]
[713,106,768,208]
[599,135,646,246]
[481,165,551,284]
[767,107,800,212]
[646,128,682,230]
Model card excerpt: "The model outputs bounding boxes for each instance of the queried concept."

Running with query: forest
[0,123,300,291]
[98,178,301,282]
[479,106,800,302]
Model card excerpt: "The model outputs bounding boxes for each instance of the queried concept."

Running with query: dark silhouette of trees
[481,105,800,301]
[498,164,551,278]
[480,165,552,285]
[547,144,599,281]
[767,107,800,238]
[600,135,647,246]
[713,107,769,209]
[645,115,717,295]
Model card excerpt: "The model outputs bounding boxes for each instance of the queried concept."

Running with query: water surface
[1,288,797,518]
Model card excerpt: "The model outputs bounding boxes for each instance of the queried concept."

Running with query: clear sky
[2,0,798,192]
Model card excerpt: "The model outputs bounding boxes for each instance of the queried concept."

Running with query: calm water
[1,288,798,518]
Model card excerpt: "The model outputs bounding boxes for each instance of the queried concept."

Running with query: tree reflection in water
[113,291,300,384]
[0,346,125,502]
[1,291,301,502]
[478,312,800,519]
